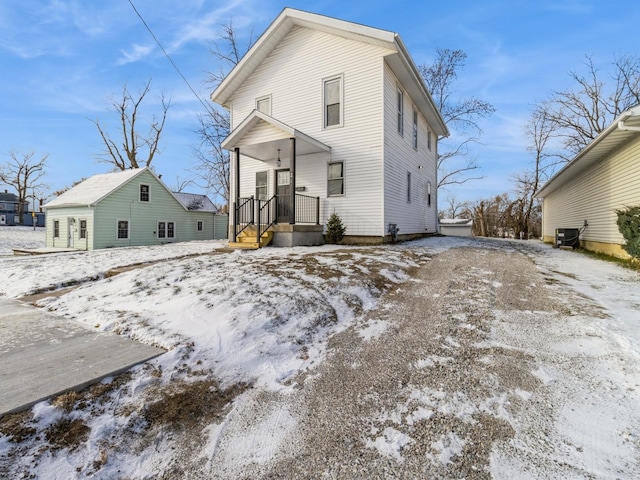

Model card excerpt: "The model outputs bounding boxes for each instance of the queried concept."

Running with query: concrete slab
[0,297,164,417]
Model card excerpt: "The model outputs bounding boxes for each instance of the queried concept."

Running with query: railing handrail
[233,196,254,242]
[257,196,277,241]
[295,193,320,225]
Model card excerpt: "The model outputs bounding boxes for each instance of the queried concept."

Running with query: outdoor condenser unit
[554,228,580,249]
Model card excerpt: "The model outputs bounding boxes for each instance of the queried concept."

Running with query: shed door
[67,219,75,248]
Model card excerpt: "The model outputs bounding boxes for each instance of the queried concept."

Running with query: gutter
[618,111,640,132]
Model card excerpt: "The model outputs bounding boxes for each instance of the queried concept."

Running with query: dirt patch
[0,411,36,443]
[45,418,90,452]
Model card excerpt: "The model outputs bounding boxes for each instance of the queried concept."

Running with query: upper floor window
[397,88,404,136]
[323,75,343,128]
[139,184,150,202]
[412,107,418,149]
[427,128,432,151]
[328,161,344,196]
[256,95,271,115]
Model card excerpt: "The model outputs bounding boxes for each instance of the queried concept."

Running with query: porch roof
[221,110,331,161]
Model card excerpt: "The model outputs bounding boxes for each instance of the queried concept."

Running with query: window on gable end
[427,127,432,151]
[323,76,343,128]
[140,184,150,202]
[256,95,271,115]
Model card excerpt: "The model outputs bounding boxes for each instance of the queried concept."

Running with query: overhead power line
[127,0,214,114]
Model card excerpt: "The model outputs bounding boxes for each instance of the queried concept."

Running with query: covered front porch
[223,111,331,248]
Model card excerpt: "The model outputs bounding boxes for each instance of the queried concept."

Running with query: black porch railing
[295,194,320,225]
[233,194,320,242]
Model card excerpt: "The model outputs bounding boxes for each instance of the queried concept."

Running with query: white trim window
[427,127,432,151]
[197,220,204,232]
[256,95,271,115]
[427,182,432,207]
[157,221,176,239]
[407,172,412,203]
[323,75,343,128]
[79,219,87,239]
[328,161,344,196]
[139,184,150,202]
[117,219,129,239]
[53,220,60,238]
[412,107,418,149]
[397,88,404,136]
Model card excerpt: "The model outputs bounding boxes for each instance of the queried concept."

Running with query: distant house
[536,105,640,258]
[0,190,45,227]
[44,168,225,250]
[211,8,448,247]
[439,218,473,237]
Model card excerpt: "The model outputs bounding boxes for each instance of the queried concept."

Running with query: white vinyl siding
[229,26,387,236]
[383,63,438,234]
[541,136,640,246]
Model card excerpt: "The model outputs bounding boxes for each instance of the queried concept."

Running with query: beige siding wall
[45,207,94,250]
[229,26,389,236]
[542,136,640,249]
[383,64,439,234]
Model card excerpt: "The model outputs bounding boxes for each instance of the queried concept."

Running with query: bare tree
[93,79,170,170]
[537,54,640,159]
[193,20,254,204]
[419,49,496,188]
[52,177,88,197]
[439,193,471,219]
[0,150,48,224]
[172,176,193,193]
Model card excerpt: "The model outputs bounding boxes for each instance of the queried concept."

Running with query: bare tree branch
[92,79,171,170]
[0,150,48,225]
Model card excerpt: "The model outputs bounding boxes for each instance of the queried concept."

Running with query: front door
[276,169,291,223]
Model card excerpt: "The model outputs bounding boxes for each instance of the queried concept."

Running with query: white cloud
[116,43,156,65]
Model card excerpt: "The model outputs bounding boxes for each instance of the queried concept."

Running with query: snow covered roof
[44,168,148,208]
[173,192,219,213]
[440,218,473,226]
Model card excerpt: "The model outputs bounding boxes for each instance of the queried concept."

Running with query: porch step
[229,229,274,250]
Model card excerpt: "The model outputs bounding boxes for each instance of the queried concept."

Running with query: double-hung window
[323,76,343,128]
[53,220,60,238]
[328,162,344,196]
[79,219,87,239]
[397,88,404,136]
[139,184,150,202]
[117,220,129,239]
[158,221,175,239]
[197,220,204,232]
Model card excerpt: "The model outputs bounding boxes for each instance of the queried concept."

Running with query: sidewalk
[0,297,164,417]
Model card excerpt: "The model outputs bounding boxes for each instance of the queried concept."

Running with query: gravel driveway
[208,240,640,479]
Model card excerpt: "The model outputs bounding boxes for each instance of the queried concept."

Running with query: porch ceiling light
[276,149,281,167]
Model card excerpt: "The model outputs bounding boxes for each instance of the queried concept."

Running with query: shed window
[197,220,204,232]
[117,220,129,239]
[323,76,343,128]
[328,162,344,196]
[140,184,150,202]
[53,220,60,238]
[79,219,87,239]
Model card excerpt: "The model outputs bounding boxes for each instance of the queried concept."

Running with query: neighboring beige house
[44,168,224,250]
[211,8,448,247]
[536,105,640,258]
[439,218,473,237]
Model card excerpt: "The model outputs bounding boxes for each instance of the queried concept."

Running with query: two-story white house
[211,8,448,247]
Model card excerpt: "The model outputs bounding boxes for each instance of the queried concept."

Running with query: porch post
[289,137,296,224]
[233,147,240,242]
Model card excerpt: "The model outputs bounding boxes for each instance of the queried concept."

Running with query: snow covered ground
[0,232,638,478]
[0,226,46,256]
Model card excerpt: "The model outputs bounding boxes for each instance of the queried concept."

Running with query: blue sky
[1,0,639,206]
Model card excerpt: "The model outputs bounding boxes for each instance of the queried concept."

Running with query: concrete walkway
[0,297,164,417]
